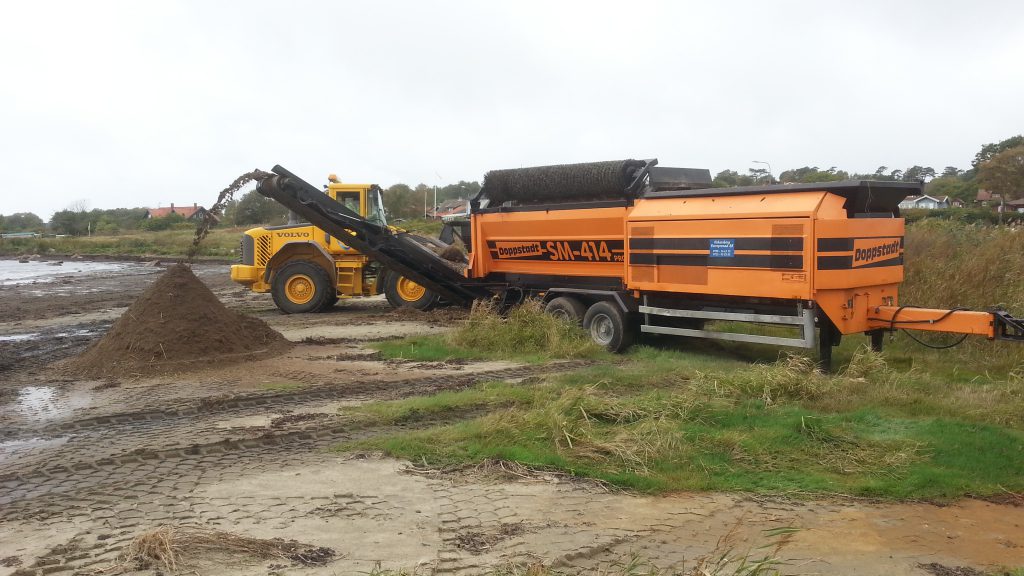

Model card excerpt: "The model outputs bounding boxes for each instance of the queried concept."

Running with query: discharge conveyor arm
[868,306,1024,341]
[257,165,492,306]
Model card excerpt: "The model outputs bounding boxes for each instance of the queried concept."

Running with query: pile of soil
[69,264,289,377]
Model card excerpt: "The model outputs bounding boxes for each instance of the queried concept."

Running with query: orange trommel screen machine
[256,160,1024,370]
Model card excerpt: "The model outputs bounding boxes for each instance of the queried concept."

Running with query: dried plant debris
[97,525,336,573]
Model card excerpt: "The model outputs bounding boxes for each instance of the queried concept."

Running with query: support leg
[818,315,838,373]
[869,329,885,352]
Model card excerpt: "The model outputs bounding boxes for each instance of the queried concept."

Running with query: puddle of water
[0,260,138,286]
[53,329,99,338]
[18,386,57,413]
[0,333,40,342]
[0,436,69,465]
[13,386,93,422]
[0,328,100,343]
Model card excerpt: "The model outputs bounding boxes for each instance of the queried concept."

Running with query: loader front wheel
[384,272,439,311]
[318,293,340,312]
[583,301,634,352]
[272,261,333,314]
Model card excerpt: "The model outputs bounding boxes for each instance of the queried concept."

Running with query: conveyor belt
[257,166,491,306]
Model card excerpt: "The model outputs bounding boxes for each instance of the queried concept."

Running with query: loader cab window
[367,187,387,226]
[338,191,361,216]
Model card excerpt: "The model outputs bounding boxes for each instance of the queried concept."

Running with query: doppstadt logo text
[852,238,901,267]
[495,242,543,258]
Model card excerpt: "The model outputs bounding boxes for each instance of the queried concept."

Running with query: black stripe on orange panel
[817,255,903,270]
[817,237,904,253]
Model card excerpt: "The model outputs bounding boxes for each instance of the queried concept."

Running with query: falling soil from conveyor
[186,169,271,262]
[67,264,290,378]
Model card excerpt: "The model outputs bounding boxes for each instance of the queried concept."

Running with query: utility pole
[434,172,443,220]
[752,160,773,184]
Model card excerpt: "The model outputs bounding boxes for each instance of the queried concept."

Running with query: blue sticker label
[709,239,735,258]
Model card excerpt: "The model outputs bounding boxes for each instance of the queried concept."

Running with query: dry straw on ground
[96,525,335,573]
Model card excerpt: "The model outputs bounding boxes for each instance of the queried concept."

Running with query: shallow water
[0,260,132,285]
[0,436,69,465]
[0,333,39,342]
[13,386,94,422]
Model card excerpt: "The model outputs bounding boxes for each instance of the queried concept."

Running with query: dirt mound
[69,264,289,377]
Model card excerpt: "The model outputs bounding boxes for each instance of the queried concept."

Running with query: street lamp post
[752,160,773,184]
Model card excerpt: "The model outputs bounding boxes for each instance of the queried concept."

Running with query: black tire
[318,293,340,312]
[383,271,440,310]
[583,301,634,352]
[271,261,333,314]
[544,296,587,325]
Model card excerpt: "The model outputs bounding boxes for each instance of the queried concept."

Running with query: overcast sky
[2,0,1023,219]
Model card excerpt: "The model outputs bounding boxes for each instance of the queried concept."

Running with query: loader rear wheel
[272,261,333,314]
[583,301,634,352]
[545,296,587,325]
[384,272,439,310]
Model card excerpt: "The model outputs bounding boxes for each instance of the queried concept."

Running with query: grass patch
[373,300,607,363]
[903,220,1024,312]
[393,218,445,236]
[361,221,1024,500]
[338,345,1024,500]
[0,227,246,258]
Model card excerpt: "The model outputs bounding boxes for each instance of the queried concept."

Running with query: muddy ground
[0,259,1021,575]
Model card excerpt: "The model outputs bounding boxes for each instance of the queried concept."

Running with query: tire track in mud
[0,415,456,576]
[0,406,480,519]
[0,362,590,495]
[4,362,587,441]
[0,361,591,576]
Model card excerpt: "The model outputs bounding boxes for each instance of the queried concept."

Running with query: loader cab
[325,175,387,227]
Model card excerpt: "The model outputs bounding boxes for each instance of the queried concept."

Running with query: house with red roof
[145,203,213,221]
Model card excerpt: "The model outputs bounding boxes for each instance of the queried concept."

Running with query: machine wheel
[384,272,439,310]
[271,261,333,314]
[318,293,340,312]
[583,301,634,352]
[544,296,587,324]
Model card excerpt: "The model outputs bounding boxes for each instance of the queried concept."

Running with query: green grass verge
[0,227,247,258]
[338,344,1024,501]
[394,218,445,236]
[373,300,611,363]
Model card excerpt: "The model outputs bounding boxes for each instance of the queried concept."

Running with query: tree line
[4,136,1021,235]
[712,135,1024,204]
[206,179,484,227]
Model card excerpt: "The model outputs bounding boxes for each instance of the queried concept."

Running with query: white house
[898,195,951,210]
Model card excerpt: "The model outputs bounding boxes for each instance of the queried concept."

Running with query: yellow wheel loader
[229,174,451,313]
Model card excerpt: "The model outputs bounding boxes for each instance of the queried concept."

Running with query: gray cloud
[2,0,1022,219]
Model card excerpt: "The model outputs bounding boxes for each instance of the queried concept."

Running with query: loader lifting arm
[868,306,1024,342]
[257,165,493,307]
